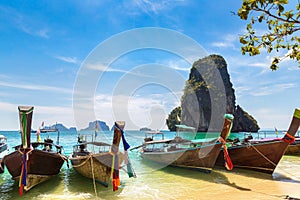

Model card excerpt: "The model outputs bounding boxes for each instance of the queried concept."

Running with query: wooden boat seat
[144,137,153,142]
[74,151,90,157]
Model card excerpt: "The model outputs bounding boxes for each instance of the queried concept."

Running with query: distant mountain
[69,127,77,132]
[45,123,68,131]
[81,120,110,131]
[41,123,77,132]
[140,127,152,131]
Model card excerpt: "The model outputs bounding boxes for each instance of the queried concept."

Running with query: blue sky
[0,0,299,131]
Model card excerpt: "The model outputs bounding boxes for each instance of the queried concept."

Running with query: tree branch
[253,7,300,24]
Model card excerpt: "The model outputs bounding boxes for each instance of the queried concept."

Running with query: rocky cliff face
[167,54,259,132]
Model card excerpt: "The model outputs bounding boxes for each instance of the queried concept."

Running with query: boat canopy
[144,139,173,145]
[73,141,111,147]
[146,131,164,134]
[0,135,6,139]
[175,124,196,130]
[190,138,218,144]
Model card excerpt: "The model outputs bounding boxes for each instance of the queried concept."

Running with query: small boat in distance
[216,108,300,174]
[138,114,234,173]
[1,106,68,194]
[39,121,58,133]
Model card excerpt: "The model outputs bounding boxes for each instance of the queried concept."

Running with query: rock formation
[81,120,110,131]
[167,54,259,132]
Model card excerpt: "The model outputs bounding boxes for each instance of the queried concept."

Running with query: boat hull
[216,140,289,174]
[285,143,300,155]
[70,152,124,186]
[141,143,223,173]
[0,143,8,154]
[2,149,65,190]
[0,143,8,160]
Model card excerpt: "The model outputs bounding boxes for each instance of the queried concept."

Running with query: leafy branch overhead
[237,0,300,70]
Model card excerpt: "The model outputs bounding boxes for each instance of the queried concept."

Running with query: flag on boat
[36,127,41,142]
[275,127,278,136]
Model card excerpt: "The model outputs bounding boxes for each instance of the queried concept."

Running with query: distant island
[140,127,152,131]
[80,120,110,131]
[38,123,77,132]
[32,120,110,133]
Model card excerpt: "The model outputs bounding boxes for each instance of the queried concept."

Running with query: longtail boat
[285,137,300,155]
[0,134,9,174]
[0,135,8,157]
[1,106,68,194]
[216,108,300,174]
[70,121,134,191]
[138,114,234,173]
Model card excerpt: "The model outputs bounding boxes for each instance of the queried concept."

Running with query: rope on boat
[58,153,69,168]
[0,160,4,171]
[246,142,277,167]
[90,155,99,200]
[71,155,99,199]
[71,155,92,168]
[247,142,300,180]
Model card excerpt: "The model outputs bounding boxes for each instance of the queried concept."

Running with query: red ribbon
[282,132,295,144]
[219,137,233,170]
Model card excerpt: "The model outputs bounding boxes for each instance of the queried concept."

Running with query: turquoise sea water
[0,130,300,200]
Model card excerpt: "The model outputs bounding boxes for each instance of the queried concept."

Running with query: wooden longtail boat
[0,135,9,174]
[0,135,8,157]
[139,114,234,173]
[1,106,68,193]
[216,108,300,174]
[69,121,126,190]
[285,137,300,155]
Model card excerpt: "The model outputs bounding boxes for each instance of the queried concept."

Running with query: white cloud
[250,108,292,130]
[55,56,81,64]
[0,5,50,39]
[0,81,72,94]
[211,34,238,49]
[163,60,191,71]
[92,91,180,130]
[250,83,296,96]
[132,0,188,15]
[86,63,126,73]
[0,101,18,112]
[0,101,76,130]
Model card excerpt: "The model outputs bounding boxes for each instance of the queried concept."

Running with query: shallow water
[0,130,300,200]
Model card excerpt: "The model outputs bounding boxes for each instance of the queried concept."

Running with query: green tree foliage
[166,106,181,131]
[237,0,300,70]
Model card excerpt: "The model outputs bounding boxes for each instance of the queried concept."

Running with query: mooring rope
[0,160,3,171]
[71,154,99,199]
[247,142,277,167]
[247,142,300,180]
[71,155,92,168]
[90,156,98,200]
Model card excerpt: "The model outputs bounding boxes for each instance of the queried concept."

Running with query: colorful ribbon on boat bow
[18,148,33,196]
[115,122,136,178]
[282,132,295,144]
[218,114,234,171]
[111,153,120,191]
[111,122,136,191]
[219,137,233,170]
